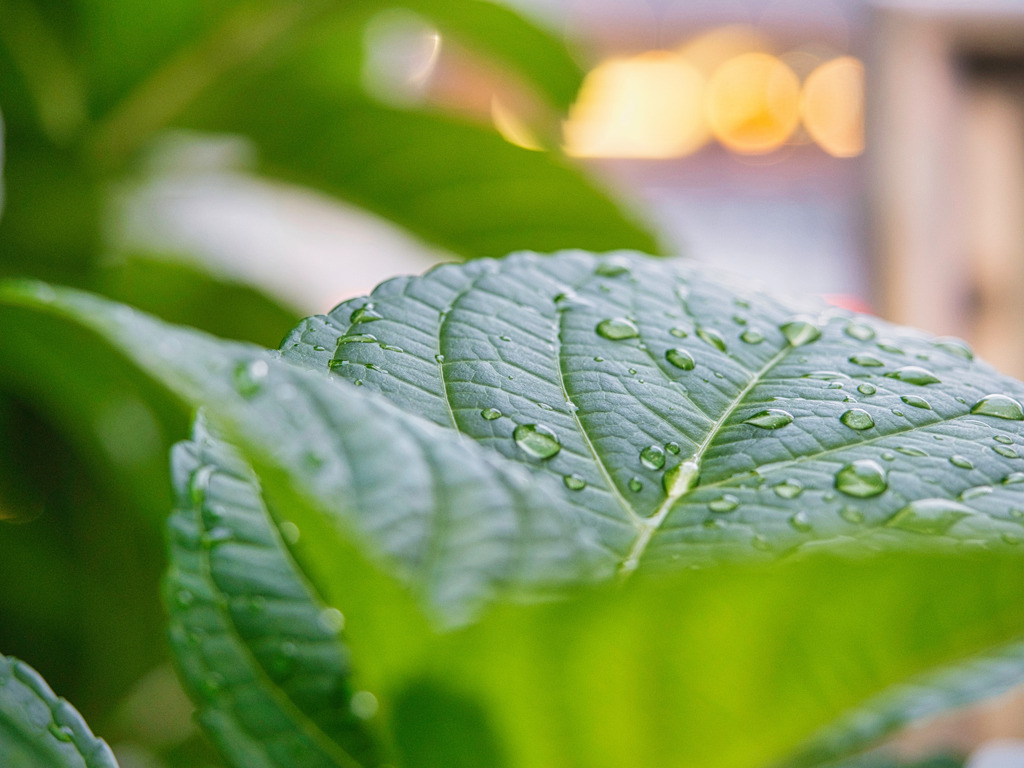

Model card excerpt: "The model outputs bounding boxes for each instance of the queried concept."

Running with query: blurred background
[3,0,1024,766]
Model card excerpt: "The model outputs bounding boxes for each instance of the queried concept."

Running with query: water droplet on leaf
[628,476,643,493]
[481,407,502,420]
[744,409,793,429]
[740,329,764,344]
[835,460,888,498]
[885,366,940,385]
[596,317,639,340]
[709,494,739,513]
[789,511,812,531]
[971,394,1024,420]
[901,394,932,409]
[563,474,586,491]
[841,409,874,430]
[849,354,884,367]
[949,455,973,469]
[666,348,696,370]
[233,359,269,398]
[780,318,822,347]
[513,424,562,459]
[857,383,877,395]
[697,327,727,352]
[844,322,876,341]
[640,445,666,470]
[885,499,972,534]
[774,479,804,499]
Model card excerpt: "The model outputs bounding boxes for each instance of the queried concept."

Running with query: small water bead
[949,455,973,470]
[351,691,380,720]
[826,382,843,390]
[318,608,346,634]
[628,368,637,375]
[594,356,604,362]
[744,409,794,429]
[233,359,269,398]
[774,479,803,499]
[789,511,812,532]
[849,354,884,367]
[596,318,639,340]
[886,499,973,534]
[735,298,751,308]
[752,535,771,551]
[732,315,748,325]
[563,473,586,491]
[434,353,445,364]
[280,522,301,545]
[844,322,876,341]
[933,338,974,360]
[342,333,378,344]
[513,424,562,459]
[481,408,502,420]
[840,506,865,524]
[805,371,847,380]
[971,394,1024,421]
[537,403,553,411]
[595,262,630,277]
[665,442,681,455]
[877,342,904,355]
[697,327,727,352]
[666,348,696,370]
[500,335,511,342]
[994,445,1021,459]
[995,435,1014,444]
[740,329,765,344]
[840,409,874,430]
[885,366,940,385]
[900,394,932,410]
[640,445,666,470]
[882,451,895,461]
[891,410,904,417]
[709,494,739,513]
[895,446,926,457]
[49,723,74,743]
[1004,472,1024,485]
[835,460,888,498]
[669,327,689,338]
[780,318,822,347]
[857,383,877,396]
[313,345,327,352]
[960,485,993,501]
[379,343,404,353]
[349,305,382,323]
[628,477,643,493]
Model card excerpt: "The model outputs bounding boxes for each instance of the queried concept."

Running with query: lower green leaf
[0,653,118,768]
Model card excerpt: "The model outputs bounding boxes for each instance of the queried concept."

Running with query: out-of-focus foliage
[0,1,656,763]
[3,252,1024,767]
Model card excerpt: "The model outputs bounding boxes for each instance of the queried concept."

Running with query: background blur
[3,0,1024,766]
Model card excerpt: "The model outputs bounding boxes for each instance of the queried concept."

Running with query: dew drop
[857,383,877,395]
[697,327,727,352]
[280,521,301,545]
[895,446,927,457]
[826,382,844,390]
[877,342,904,355]
[1003,533,1022,545]
[593,356,604,362]
[882,451,895,461]
[665,348,696,371]
[960,485,993,501]
[628,476,643,493]
[563,473,586,491]
[971,394,1024,421]
[709,494,739,513]
[318,608,345,634]
[233,359,269,398]
[933,338,973,360]
[640,445,666,470]
[669,327,689,338]
[732,314,748,325]
[1005,472,1024,485]
[752,535,771,551]
[665,441,681,455]
[789,511,812,532]
[949,455,973,470]
[840,408,874,430]
[995,435,1013,444]
[885,366,940,385]
[663,459,700,497]
[350,305,382,324]
[351,691,379,720]
[780,318,822,347]
[342,333,378,344]
[481,407,502,420]
[513,424,562,459]
[805,371,848,380]
[835,460,887,498]
[774,479,804,499]
[596,317,639,340]
[48,723,74,743]
[434,353,445,364]
[849,354,884,367]
[891,409,904,417]
[901,394,932,410]
[994,445,1020,458]
[844,322,876,341]
[595,262,630,277]
[740,329,765,344]
[840,506,865,524]
[744,409,794,429]
[885,499,973,534]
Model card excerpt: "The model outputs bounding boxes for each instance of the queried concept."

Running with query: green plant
[3,251,1024,767]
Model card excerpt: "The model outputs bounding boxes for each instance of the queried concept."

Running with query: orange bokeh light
[800,56,865,158]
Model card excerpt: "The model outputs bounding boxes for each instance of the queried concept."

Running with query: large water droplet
[780,318,822,347]
[849,354,884,367]
[744,409,794,429]
[665,348,696,371]
[901,394,932,410]
[971,394,1024,420]
[564,473,586,491]
[481,407,502,420]
[835,460,888,498]
[697,327,727,352]
[663,459,700,497]
[885,366,940,385]
[995,435,1013,444]
[774,479,804,499]
[844,322,876,341]
[709,494,739,512]
[857,382,877,395]
[513,424,562,459]
[233,359,269,398]
[949,455,973,470]
[885,499,973,534]
[840,409,874,430]
[994,445,1020,458]
[665,441,680,455]
[640,445,666,470]
[740,329,765,344]
[596,317,639,340]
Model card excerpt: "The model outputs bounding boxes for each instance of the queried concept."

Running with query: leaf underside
[0,653,118,768]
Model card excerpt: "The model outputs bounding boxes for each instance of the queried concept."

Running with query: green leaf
[0,652,119,768]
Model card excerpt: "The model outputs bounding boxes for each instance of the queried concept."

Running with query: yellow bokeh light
[563,51,707,159]
[705,52,801,155]
[800,56,865,158]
